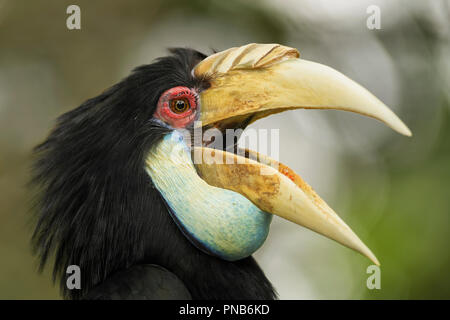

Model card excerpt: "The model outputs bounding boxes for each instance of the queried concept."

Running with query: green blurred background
[0,0,449,299]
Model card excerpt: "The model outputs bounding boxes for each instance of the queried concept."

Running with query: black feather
[84,264,192,300]
[30,48,277,300]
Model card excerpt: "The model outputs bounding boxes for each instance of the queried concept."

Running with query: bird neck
[141,131,277,299]
[145,131,272,261]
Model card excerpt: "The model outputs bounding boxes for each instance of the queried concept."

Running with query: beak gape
[191,43,412,265]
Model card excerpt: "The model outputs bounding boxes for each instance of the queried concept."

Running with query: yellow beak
[192,43,412,265]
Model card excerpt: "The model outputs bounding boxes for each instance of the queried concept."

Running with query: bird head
[31,44,410,298]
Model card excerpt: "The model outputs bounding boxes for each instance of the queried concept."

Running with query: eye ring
[154,86,199,128]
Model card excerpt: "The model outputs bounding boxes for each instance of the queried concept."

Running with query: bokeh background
[0,0,449,299]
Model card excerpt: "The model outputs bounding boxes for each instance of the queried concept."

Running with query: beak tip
[364,249,380,266]
[372,257,381,267]
[387,116,412,137]
[401,126,413,137]
[392,118,412,137]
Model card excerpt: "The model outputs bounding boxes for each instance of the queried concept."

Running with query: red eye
[154,86,198,128]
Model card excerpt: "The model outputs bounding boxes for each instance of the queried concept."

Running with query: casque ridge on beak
[192,43,412,266]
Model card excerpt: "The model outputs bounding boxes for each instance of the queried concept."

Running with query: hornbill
[31,43,411,300]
